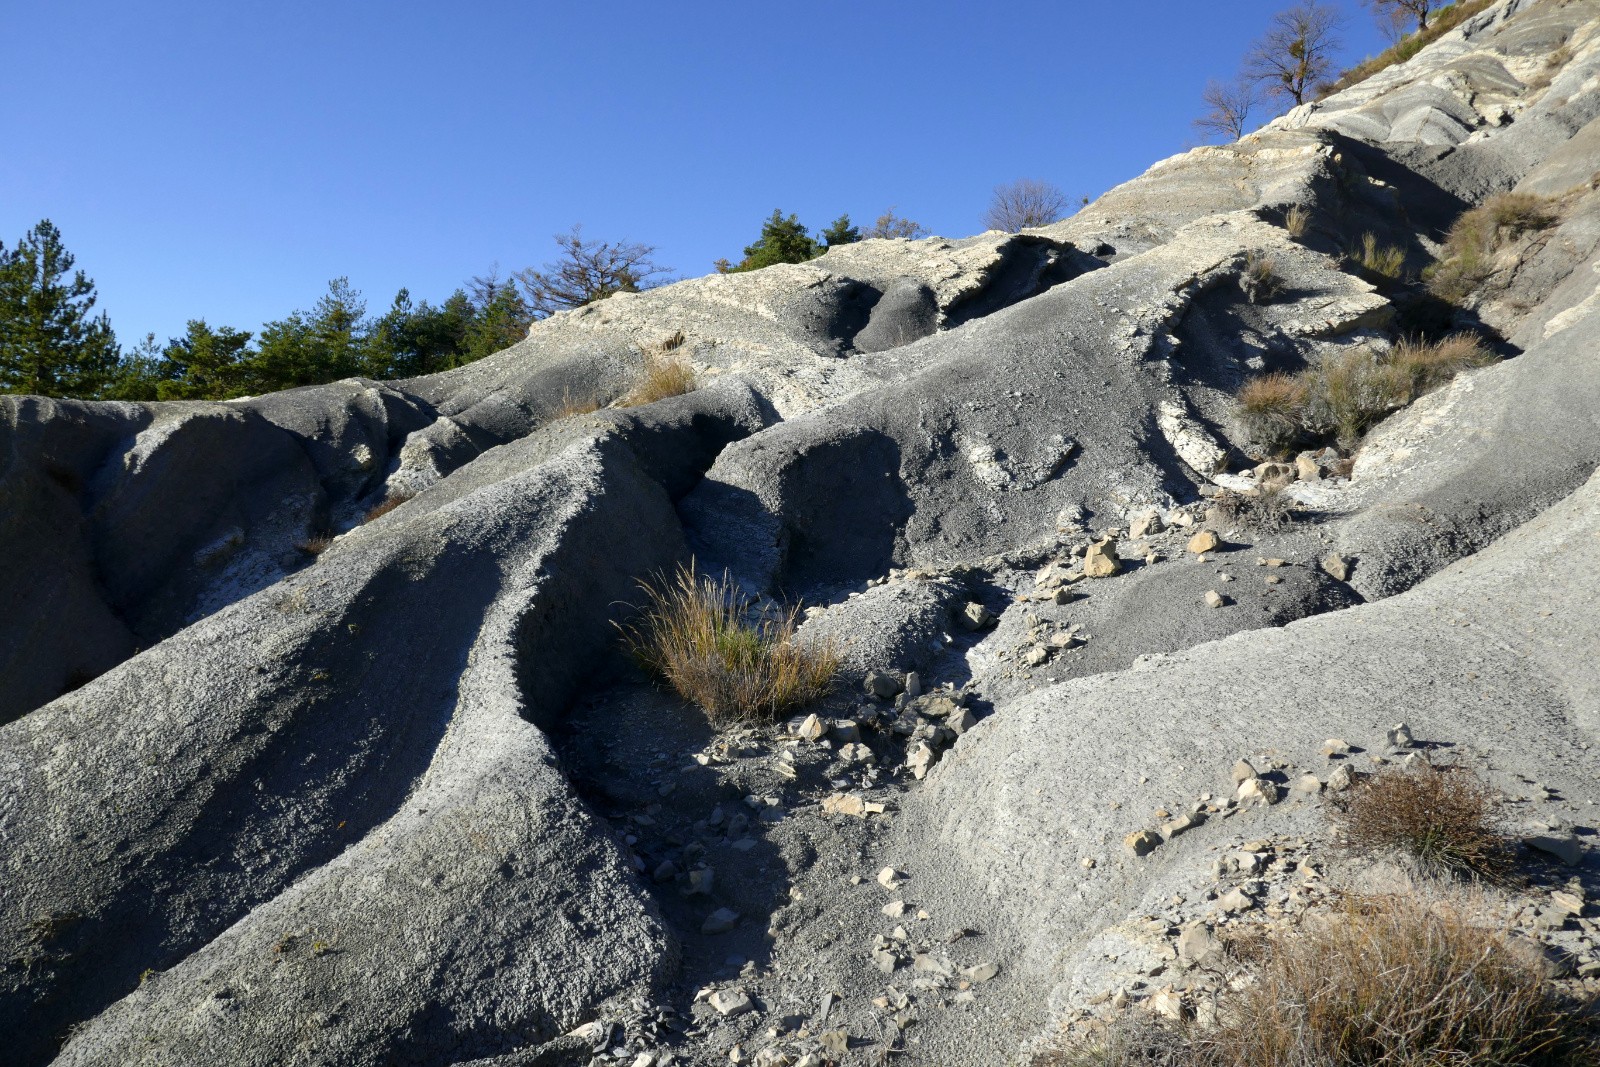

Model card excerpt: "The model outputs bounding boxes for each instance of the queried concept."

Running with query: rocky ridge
[5,2,1600,1064]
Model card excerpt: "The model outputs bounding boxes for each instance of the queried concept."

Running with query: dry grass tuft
[1236,334,1497,452]
[617,563,839,725]
[1333,761,1514,880]
[1427,192,1561,303]
[1349,231,1407,281]
[1282,204,1309,239]
[1037,893,1597,1067]
[297,533,335,557]
[1320,0,1498,98]
[554,387,603,419]
[619,333,696,407]
[363,492,414,523]
[1241,253,1283,303]
[1236,373,1307,456]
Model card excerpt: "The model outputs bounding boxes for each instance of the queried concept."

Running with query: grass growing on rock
[1320,0,1498,98]
[1348,231,1408,281]
[1333,761,1514,881]
[1037,893,1597,1067]
[1235,333,1498,453]
[363,492,414,523]
[618,563,839,725]
[619,330,696,407]
[1426,192,1561,304]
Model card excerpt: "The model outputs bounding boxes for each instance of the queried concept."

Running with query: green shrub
[1349,231,1407,281]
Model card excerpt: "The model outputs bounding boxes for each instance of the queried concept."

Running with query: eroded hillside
[5,2,1600,1064]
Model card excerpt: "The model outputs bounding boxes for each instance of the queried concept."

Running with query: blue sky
[1,1,1389,344]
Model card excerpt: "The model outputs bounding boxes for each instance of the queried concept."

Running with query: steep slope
[4,2,1600,1065]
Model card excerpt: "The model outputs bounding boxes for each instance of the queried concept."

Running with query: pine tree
[0,219,121,397]
[249,278,367,391]
[733,211,821,271]
[155,320,255,400]
[820,215,861,249]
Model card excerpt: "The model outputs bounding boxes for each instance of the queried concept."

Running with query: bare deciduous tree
[1365,0,1434,35]
[1194,78,1261,141]
[1246,1,1344,107]
[981,179,1070,232]
[515,226,671,318]
[862,208,930,240]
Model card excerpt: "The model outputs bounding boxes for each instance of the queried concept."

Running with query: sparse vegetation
[554,386,603,419]
[1426,192,1561,304]
[1282,204,1309,238]
[1322,0,1497,97]
[363,492,414,523]
[1215,482,1297,531]
[297,533,335,557]
[1036,893,1598,1067]
[1245,1,1345,107]
[1240,252,1283,303]
[618,563,839,724]
[619,331,696,407]
[1333,760,1513,880]
[1348,231,1408,281]
[1236,333,1497,451]
[1194,77,1261,142]
[1237,373,1309,455]
[982,179,1072,232]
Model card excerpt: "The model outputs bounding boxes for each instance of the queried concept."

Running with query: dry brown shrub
[617,563,838,725]
[1036,893,1597,1067]
[1215,482,1297,532]
[1236,373,1307,455]
[1333,761,1514,880]
[363,492,414,523]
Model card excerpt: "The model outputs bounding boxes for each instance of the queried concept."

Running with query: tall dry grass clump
[1349,231,1408,281]
[1038,894,1597,1067]
[1236,334,1497,452]
[1236,373,1308,456]
[618,563,838,724]
[1333,760,1513,880]
[1427,192,1560,303]
[619,330,696,407]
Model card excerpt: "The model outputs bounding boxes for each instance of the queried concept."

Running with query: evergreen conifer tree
[0,220,120,397]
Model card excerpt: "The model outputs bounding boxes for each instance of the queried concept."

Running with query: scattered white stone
[1321,738,1351,757]
[1187,530,1220,555]
[702,907,740,934]
[709,988,754,1016]
[878,867,907,890]
[882,899,907,918]
[963,962,1000,983]
[1237,777,1282,805]
[1124,829,1162,856]
[1387,722,1414,748]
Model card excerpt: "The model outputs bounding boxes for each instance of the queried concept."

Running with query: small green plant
[617,563,839,724]
[1334,761,1513,880]
[1282,204,1310,238]
[1349,231,1407,281]
[1426,192,1561,303]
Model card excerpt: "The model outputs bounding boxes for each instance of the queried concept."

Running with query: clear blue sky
[1,1,1388,345]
